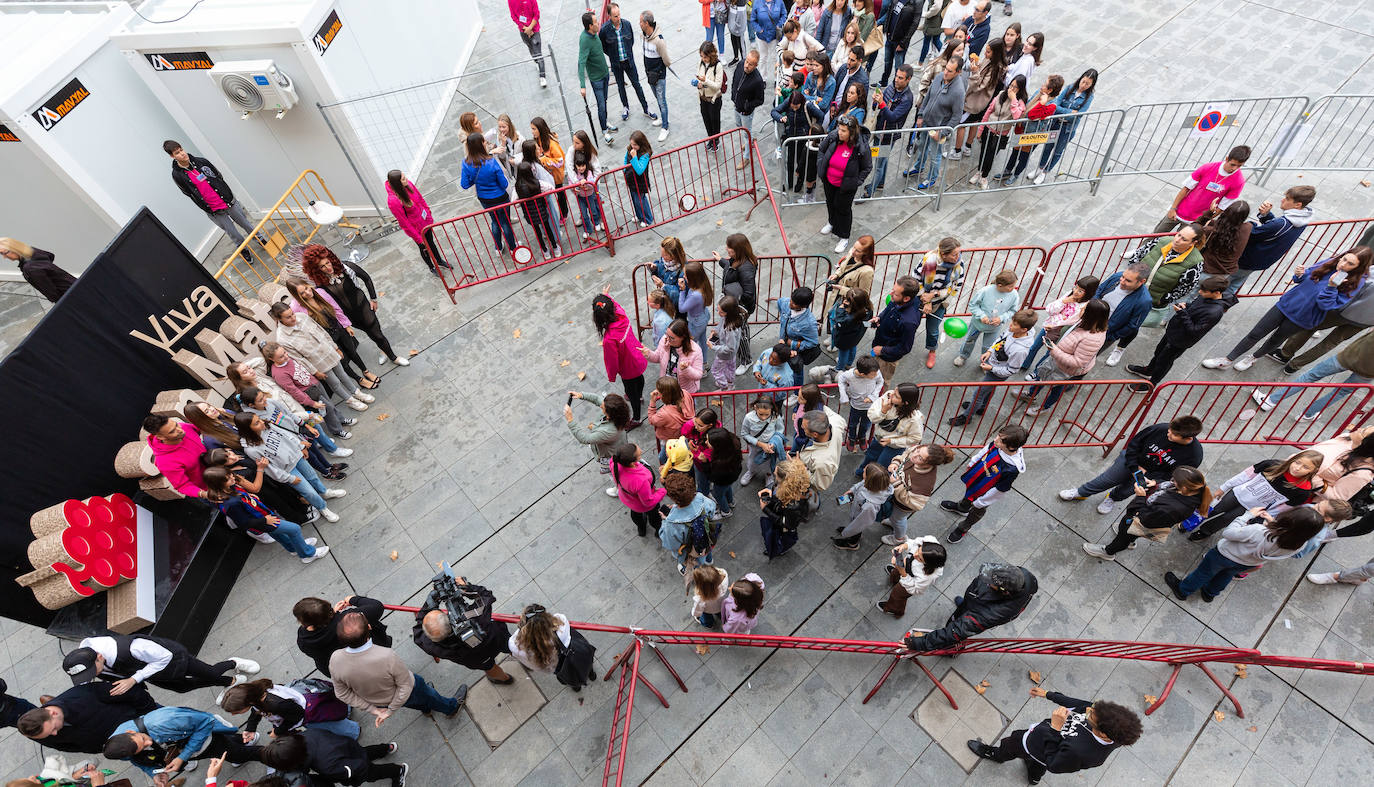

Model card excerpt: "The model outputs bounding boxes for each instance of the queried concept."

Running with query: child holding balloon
[956,271,1022,366]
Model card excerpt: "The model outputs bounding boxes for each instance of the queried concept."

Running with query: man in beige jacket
[329,613,467,727]
[798,407,847,496]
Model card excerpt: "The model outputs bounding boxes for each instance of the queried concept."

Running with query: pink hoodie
[386,180,435,245]
[508,0,540,32]
[644,335,704,394]
[612,461,666,513]
[147,421,207,497]
[602,298,648,383]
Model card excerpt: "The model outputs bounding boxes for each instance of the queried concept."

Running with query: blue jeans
[923,305,946,350]
[866,150,892,195]
[706,20,726,51]
[270,519,316,558]
[307,718,360,739]
[962,371,1006,418]
[1178,547,1253,598]
[845,405,871,444]
[589,77,611,131]
[609,58,649,112]
[906,131,942,185]
[1225,269,1256,299]
[1075,453,1138,501]
[311,430,338,453]
[1265,354,1369,416]
[629,191,654,224]
[879,40,907,85]
[919,34,942,63]
[1027,373,1086,409]
[289,458,329,512]
[837,345,858,370]
[857,440,902,477]
[575,193,602,229]
[694,465,712,495]
[1037,128,1076,173]
[651,78,669,130]
[748,435,785,477]
[959,329,999,359]
[403,672,459,715]
[712,482,735,514]
[478,195,517,250]
[1022,328,1049,370]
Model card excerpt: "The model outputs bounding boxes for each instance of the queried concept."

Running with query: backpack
[288,678,349,723]
[1340,467,1374,518]
[682,511,721,557]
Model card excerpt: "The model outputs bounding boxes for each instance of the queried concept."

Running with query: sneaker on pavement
[1105,346,1124,366]
[834,238,849,253]
[352,390,375,403]
[1262,351,1288,364]
[1250,390,1276,411]
[1058,489,1085,501]
[302,545,331,564]
[926,350,936,369]
[1025,405,1043,416]
[736,363,752,376]
[335,430,353,440]
[657,129,669,142]
[738,467,754,485]
[1096,498,1116,515]
[1125,364,1152,380]
[231,657,261,674]
[396,762,409,786]
[1299,411,1319,422]
[953,355,965,367]
[1081,543,1114,560]
[1201,357,1232,369]
[321,508,340,523]
[345,397,369,411]
[1129,383,1151,393]
[1032,170,1046,184]
[820,223,833,235]
[323,489,347,500]
[1306,572,1339,584]
[249,530,276,544]
[304,538,318,547]
[880,534,903,546]
[539,77,547,88]
[1232,354,1256,371]
[605,486,618,497]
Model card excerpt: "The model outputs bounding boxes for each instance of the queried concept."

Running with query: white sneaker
[330,447,354,458]
[1201,357,1232,369]
[304,538,318,547]
[1059,489,1084,501]
[880,534,903,546]
[302,545,331,564]
[1025,405,1043,416]
[249,530,275,544]
[736,363,752,376]
[394,356,410,366]
[582,231,590,241]
[335,430,353,440]
[953,356,965,367]
[657,128,670,142]
[1105,346,1124,366]
[1081,543,1115,561]
[604,132,615,143]
[1032,170,1047,185]
[345,397,369,412]
[1025,167,1041,181]
[651,117,661,126]
[738,467,754,486]
[968,172,980,185]
[539,77,547,88]
[605,486,618,497]
[323,488,347,500]
[1299,411,1319,422]
[834,238,848,253]
[379,354,390,366]
[231,657,261,675]
[352,390,375,403]
[1306,572,1339,584]
[1096,498,1116,515]
[321,508,340,523]
[1232,354,1256,371]
[820,223,833,235]
[1251,390,1275,411]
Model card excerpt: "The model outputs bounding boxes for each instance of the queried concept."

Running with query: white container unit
[0,2,211,279]
[112,0,483,218]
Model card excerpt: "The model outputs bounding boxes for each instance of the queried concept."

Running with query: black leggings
[978,133,1010,178]
[786,142,819,192]
[355,317,397,362]
[149,658,236,692]
[311,744,403,786]
[1337,513,1374,538]
[630,507,663,537]
[622,374,645,421]
[336,333,371,382]
[701,96,723,138]
[417,227,452,273]
[1195,490,1245,537]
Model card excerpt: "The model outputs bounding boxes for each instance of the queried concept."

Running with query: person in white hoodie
[876,534,946,617]
[233,411,345,522]
[1165,507,1324,602]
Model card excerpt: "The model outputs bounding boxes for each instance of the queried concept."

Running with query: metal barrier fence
[1127,380,1374,449]
[1108,95,1311,177]
[940,109,1126,197]
[774,124,954,208]
[1260,94,1374,183]
[317,50,577,217]
[870,245,1049,318]
[628,255,831,336]
[212,169,345,298]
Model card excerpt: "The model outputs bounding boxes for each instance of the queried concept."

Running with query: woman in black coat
[299,244,408,367]
[816,116,872,254]
[1,238,77,303]
[714,232,760,371]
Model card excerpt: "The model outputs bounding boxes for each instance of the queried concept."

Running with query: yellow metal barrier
[212,169,359,298]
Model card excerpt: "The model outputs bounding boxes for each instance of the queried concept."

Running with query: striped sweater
[959,443,1026,507]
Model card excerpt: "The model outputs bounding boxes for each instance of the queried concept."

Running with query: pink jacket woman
[613,460,666,513]
[601,298,648,383]
[644,335,705,394]
[385,179,435,245]
[147,421,208,497]
[1049,327,1106,376]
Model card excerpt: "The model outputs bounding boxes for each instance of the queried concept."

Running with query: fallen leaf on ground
[1362,179,1372,188]
[974,684,987,695]
[728,551,737,559]
[1144,694,1159,705]
[577,371,587,380]
[716,219,724,226]
[979,680,990,687]
[695,644,711,655]
[1234,665,1248,678]
[513,329,522,338]
[389,550,399,561]
[408,349,419,356]
[1213,710,1226,722]
[575,274,582,279]
[598,267,604,272]
[376,413,391,421]
[378,292,385,297]
[559,360,571,367]
[1029,670,1043,684]
[1247,725,1258,732]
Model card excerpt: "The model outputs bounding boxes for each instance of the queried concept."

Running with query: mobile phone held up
[1132,470,1147,488]
[567,393,575,406]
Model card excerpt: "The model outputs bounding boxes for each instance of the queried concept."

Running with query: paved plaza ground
[5,0,1374,784]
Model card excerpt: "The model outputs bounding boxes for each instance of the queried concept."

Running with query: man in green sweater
[579,11,616,143]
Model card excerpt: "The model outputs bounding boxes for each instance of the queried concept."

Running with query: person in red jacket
[509,0,547,88]
[593,290,648,427]
[385,170,452,277]
[610,443,668,537]
[993,74,1064,186]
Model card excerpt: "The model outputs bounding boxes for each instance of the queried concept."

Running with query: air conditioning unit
[209,60,298,118]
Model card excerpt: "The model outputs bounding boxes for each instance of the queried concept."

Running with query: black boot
[967,739,999,760]
[948,506,986,543]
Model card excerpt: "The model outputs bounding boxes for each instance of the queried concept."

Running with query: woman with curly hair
[760,457,812,558]
[300,244,408,367]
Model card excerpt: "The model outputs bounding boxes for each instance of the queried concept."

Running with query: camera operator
[412,573,515,685]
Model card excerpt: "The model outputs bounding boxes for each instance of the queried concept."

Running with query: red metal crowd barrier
[1236,217,1374,298]
[870,246,1049,318]
[628,255,833,336]
[1124,380,1374,449]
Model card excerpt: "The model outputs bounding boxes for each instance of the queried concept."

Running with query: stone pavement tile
[516,749,581,787]
[641,660,732,746]
[778,700,871,786]
[1294,629,1371,718]
[669,699,754,784]
[1234,753,1297,787]
[1220,665,1295,753]
[702,726,788,787]
[641,757,697,787]
[1098,661,1207,780]
[1309,723,1374,783]
[1330,577,1374,652]
[328,509,420,585]
[1256,606,1329,683]
[1086,572,1164,641]
[841,732,928,786]
[417,499,495,567]
[467,660,546,745]
[1092,745,1162,787]
[1345,677,1374,741]
[725,647,813,725]
[1253,690,1340,777]
[469,716,556,787]
[1170,717,1253,787]
[899,736,968,786]
[404,744,475,786]
[760,670,845,758]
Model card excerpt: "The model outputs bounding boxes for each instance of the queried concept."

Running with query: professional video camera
[429,563,490,649]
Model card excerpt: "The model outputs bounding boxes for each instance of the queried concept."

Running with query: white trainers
[1081,543,1115,561]
[1025,167,1041,182]
[880,534,903,546]
[330,447,354,458]
[394,356,411,366]
[231,657,261,675]
[1025,405,1043,416]
[738,466,754,486]
[1251,390,1275,411]
[539,77,547,88]
[249,530,275,544]
[304,538,318,547]
[1105,346,1124,366]
[345,397,369,411]
[1096,498,1116,515]
[736,363,752,376]
[302,545,331,564]
[658,129,670,143]
[604,131,615,143]
[1032,170,1047,185]
[1059,489,1084,501]
[651,116,661,127]
[820,223,833,235]
[1232,354,1256,371]
[352,390,375,403]
[1201,357,1232,369]
[1306,572,1339,584]
[605,486,618,497]
[378,354,390,366]
[321,508,340,523]
[953,356,966,367]
[323,489,347,500]
[834,238,849,253]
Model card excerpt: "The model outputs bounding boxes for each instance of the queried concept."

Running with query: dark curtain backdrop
[0,209,236,627]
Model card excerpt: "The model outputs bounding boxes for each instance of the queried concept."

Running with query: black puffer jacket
[817,126,874,192]
[905,566,1038,652]
[171,155,235,214]
[411,585,510,671]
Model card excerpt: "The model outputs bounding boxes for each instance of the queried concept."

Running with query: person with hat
[64,634,259,696]
[16,681,159,755]
[103,705,261,780]
[903,563,1038,652]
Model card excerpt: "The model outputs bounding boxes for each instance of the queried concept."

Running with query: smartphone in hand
[1132,470,1147,487]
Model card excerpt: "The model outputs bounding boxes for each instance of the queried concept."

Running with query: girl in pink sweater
[385,170,452,276]
[640,319,705,394]
[593,291,648,426]
[611,444,667,537]
[1022,299,1109,415]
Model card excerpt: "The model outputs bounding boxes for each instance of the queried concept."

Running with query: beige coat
[799,407,847,492]
[866,397,924,449]
[275,317,342,374]
[832,258,875,300]
[697,60,725,101]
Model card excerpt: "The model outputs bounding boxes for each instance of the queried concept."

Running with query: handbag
[712,1,728,25]
[863,25,885,57]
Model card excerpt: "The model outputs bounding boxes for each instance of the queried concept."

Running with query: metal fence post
[1089,109,1127,197]
[546,50,578,147]
[316,102,386,217]
[1258,97,1312,187]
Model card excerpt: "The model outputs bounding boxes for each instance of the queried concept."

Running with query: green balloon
[943,317,970,338]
